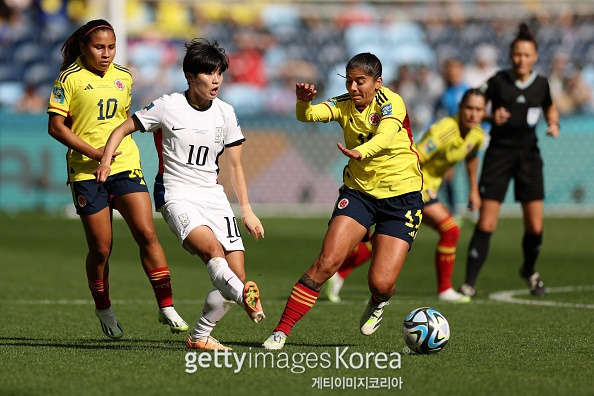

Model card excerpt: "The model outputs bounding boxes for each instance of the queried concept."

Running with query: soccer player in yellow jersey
[47,19,187,339]
[326,88,487,304]
[263,53,424,350]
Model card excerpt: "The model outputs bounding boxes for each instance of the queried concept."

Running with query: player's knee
[134,225,159,247]
[89,244,111,263]
[313,253,343,280]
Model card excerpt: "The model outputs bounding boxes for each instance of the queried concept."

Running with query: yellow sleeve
[47,79,70,117]
[445,127,484,163]
[415,128,437,164]
[296,99,335,122]
[355,117,401,159]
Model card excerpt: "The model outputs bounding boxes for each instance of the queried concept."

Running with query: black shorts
[479,145,544,202]
[331,186,423,247]
[70,170,149,216]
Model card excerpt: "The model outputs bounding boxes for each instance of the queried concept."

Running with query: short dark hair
[346,52,382,80]
[183,38,229,76]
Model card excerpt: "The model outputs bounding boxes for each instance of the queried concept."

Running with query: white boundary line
[489,285,594,309]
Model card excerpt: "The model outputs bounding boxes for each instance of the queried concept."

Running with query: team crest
[77,195,87,207]
[114,79,125,90]
[380,103,392,116]
[337,198,349,210]
[214,127,222,143]
[51,86,65,104]
[368,113,380,126]
[178,213,190,228]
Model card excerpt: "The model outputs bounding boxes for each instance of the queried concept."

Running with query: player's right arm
[295,82,334,122]
[96,117,139,182]
[48,114,106,161]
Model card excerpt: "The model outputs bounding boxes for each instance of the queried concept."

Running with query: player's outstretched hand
[337,142,362,160]
[295,83,317,102]
[241,204,264,241]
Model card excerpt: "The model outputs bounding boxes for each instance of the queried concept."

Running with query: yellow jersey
[47,57,139,182]
[296,86,422,199]
[416,115,484,197]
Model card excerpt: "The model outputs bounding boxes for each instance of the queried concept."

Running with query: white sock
[191,287,235,340]
[206,257,244,305]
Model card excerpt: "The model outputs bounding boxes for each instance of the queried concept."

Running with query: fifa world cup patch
[325,98,337,107]
[337,198,349,210]
[368,113,380,126]
[114,79,125,90]
[178,213,190,228]
[77,195,87,207]
[51,86,65,104]
[380,103,392,116]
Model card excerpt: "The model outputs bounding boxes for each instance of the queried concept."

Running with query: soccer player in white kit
[96,39,265,350]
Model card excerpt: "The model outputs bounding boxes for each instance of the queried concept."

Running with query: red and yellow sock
[338,241,372,279]
[146,267,173,308]
[435,216,460,293]
[88,278,110,310]
[274,282,319,336]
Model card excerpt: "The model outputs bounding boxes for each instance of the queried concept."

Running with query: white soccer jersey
[133,92,245,204]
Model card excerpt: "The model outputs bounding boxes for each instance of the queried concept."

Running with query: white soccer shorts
[160,198,245,253]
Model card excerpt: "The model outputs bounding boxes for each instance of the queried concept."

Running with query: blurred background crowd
[1,0,593,132]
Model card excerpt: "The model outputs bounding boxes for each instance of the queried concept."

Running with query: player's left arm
[465,154,481,211]
[225,144,264,240]
[544,103,560,138]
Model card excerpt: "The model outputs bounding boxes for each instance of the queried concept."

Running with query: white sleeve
[224,107,245,147]
[133,96,166,133]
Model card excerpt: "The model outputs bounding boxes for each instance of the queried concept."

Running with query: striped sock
[338,241,372,278]
[435,216,460,293]
[274,282,319,336]
[146,267,173,308]
[88,278,110,310]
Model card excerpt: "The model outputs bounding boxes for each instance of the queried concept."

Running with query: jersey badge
[114,79,125,91]
[380,103,392,116]
[368,113,380,126]
[77,195,87,207]
[423,139,437,154]
[337,198,349,210]
[516,95,526,103]
[215,127,222,143]
[51,86,65,104]
[178,213,190,228]
[326,98,337,107]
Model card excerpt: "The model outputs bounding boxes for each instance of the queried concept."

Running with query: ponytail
[510,22,538,52]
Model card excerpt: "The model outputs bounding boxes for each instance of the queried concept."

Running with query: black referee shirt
[482,70,553,148]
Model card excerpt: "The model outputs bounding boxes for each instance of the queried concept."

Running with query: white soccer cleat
[262,331,287,350]
[158,306,189,333]
[360,299,389,336]
[325,272,344,303]
[95,307,123,339]
[438,287,471,303]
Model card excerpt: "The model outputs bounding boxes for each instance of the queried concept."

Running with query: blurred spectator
[561,66,593,114]
[464,43,499,87]
[14,82,45,113]
[435,57,469,119]
[227,28,268,87]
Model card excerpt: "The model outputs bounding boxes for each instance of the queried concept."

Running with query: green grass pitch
[1,213,592,395]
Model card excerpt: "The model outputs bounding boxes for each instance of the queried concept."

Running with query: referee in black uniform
[459,23,560,298]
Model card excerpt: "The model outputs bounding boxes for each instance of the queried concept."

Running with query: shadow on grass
[0,336,185,351]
